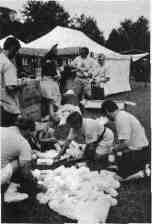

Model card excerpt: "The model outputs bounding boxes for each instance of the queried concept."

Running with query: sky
[0,0,150,39]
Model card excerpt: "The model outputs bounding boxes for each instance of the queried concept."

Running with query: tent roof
[127,53,149,62]
[0,35,27,48]
[19,46,81,57]
[26,26,124,58]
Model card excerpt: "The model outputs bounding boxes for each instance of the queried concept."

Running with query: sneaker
[145,164,151,177]
[6,182,20,193]
[4,192,29,203]
[121,170,145,182]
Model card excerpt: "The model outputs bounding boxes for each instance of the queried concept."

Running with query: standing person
[55,111,114,161]
[100,100,150,179]
[92,54,110,99]
[71,47,97,100]
[40,60,61,119]
[0,37,21,126]
[1,117,37,202]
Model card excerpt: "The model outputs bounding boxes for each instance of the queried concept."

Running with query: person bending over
[40,60,61,119]
[1,117,39,202]
[55,111,114,161]
[101,100,150,179]
[0,37,21,126]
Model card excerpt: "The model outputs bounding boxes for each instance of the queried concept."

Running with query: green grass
[86,81,151,223]
[2,81,151,223]
[107,82,151,223]
[107,178,151,223]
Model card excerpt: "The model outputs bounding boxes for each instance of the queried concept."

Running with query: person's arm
[113,139,129,152]
[1,160,19,185]
[54,129,73,160]
[4,62,19,94]
[54,139,71,160]
[113,114,131,152]
[18,140,38,187]
[54,142,62,152]
[48,100,55,117]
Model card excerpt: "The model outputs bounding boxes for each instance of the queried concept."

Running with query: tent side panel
[104,58,131,96]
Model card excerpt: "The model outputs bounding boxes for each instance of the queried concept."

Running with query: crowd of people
[0,37,150,209]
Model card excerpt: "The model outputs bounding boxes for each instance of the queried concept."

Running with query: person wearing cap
[55,111,114,160]
[71,47,98,100]
[100,100,150,179]
[40,59,61,119]
[0,37,21,126]
[1,117,37,202]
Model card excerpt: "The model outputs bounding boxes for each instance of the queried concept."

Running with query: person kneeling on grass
[55,111,114,163]
[1,117,39,203]
[100,100,150,181]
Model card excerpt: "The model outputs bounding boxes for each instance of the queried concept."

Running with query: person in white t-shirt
[101,100,150,179]
[93,54,110,88]
[71,47,97,79]
[71,47,98,100]
[91,54,110,99]
[40,60,61,118]
[55,111,114,160]
[0,37,21,126]
[1,117,37,203]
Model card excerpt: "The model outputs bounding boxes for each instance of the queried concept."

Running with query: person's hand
[37,181,47,192]
[53,154,61,162]
[112,145,119,153]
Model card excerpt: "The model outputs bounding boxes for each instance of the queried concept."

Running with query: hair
[101,100,118,115]
[66,111,82,127]
[3,37,21,51]
[15,117,35,131]
[42,59,57,77]
[80,47,89,55]
[98,54,106,60]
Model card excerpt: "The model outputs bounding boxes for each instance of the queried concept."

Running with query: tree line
[0,0,150,53]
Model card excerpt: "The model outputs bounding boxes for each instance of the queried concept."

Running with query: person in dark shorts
[101,100,150,180]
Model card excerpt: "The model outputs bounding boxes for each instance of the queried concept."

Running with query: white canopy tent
[127,53,149,62]
[26,26,122,57]
[0,35,27,48]
[26,26,131,95]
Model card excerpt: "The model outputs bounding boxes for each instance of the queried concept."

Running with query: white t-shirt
[71,56,97,78]
[1,126,32,168]
[115,110,149,150]
[40,76,61,106]
[96,127,114,155]
[93,63,109,88]
[68,118,114,148]
[0,52,20,114]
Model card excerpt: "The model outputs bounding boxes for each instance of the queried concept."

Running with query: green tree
[106,16,150,53]
[0,7,24,39]
[106,29,122,52]
[69,14,105,45]
[132,16,150,51]
[21,0,70,41]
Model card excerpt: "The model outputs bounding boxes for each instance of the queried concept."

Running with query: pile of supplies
[32,166,120,223]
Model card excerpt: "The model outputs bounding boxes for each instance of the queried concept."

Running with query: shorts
[117,146,150,178]
[0,106,19,127]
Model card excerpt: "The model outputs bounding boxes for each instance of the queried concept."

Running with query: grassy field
[87,81,151,223]
[3,81,151,223]
[108,81,151,223]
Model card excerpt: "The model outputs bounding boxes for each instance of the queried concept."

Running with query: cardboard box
[19,79,41,121]
[21,103,41,121]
